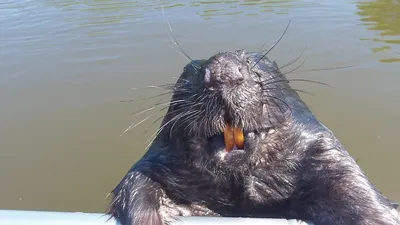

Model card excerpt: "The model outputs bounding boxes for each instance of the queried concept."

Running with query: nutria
[106,46,399,225]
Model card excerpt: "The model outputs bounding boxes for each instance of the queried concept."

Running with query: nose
[204,65,245,89]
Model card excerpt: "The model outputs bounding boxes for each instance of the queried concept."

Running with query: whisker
[251,20,292,69]
[260,76,331,88]
[302,64,359,72]
[179,106,207,132]
[142,106,191,136]
[168,99,197,107]
[182,111,203,133]
[161,1,200,70]
[277,44,308,71]
[287,88,315,96]
[142,94,204,145]
[131,99,191,117]
[281,55,309,77]
[131,104,161,117]
[169,109,201,139]
[142,115,166,136]
[288,78,332,87]
[255,56,307,85]
[187,111,205,136]
[144,109,190,149]
[174,77,194,85]
[264,95,293,116]
[120,115,153,136]
[121,87,196,103]
[262,87,316,96]
[256,40,270,55]
[139,95,201,134]
[120,91,174,103]
[157,95,202,113]
[129,83,175,91]
[123,86,192,103]
[168,95,206,137]
[145,136,157,151]
[256,44,307,75]
[144,121,172,150]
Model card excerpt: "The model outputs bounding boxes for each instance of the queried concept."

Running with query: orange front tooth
[233,127,244,149]
[224,123,234,152]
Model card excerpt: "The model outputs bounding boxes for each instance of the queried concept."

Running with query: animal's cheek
[243,133,264,157]
[244,133,257,147]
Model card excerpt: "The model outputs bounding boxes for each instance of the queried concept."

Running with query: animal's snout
[204,65,245,90]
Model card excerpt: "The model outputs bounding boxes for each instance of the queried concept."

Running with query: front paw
[287,219,311,225]
[108,171,165,225]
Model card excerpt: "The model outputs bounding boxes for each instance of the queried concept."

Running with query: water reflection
[42,0,310,23]
[188,0,309,18]
[31,0,314,37]
[40,0,147,36]
[356,0,400,63]
[29,0,317,39]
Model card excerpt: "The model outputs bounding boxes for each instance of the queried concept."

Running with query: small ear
[236,49,246,58]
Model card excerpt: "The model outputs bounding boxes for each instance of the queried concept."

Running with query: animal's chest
[159,171,295,218]
[243,173,295,204]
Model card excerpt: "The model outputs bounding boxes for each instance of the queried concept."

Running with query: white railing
[0,209,312,225]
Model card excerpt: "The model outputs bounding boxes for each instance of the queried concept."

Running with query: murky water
[0,0,399,214]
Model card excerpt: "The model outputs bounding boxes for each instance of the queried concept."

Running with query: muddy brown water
[0,0,399,214]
